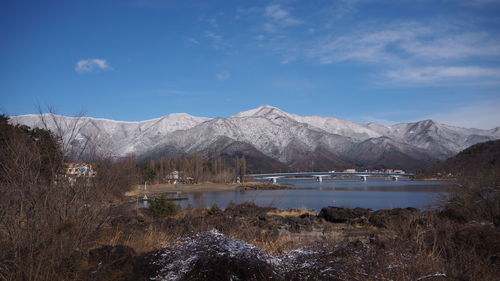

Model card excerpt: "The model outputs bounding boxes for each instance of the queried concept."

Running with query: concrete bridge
[249,171,415,183]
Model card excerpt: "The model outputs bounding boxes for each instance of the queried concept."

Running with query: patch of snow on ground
[150,230,431,281]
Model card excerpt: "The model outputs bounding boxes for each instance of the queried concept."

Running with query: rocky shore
[82,202,500,281]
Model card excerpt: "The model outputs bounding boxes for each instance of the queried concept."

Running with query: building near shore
[65,163,96,177]
[165,170,180,183]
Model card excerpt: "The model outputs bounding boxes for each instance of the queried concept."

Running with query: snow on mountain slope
[120,113,211,155]
[235,105,381,141]
[9,113,210,157]
[152,114,354,164]
[9,106,500,170]
[368,119,499,158]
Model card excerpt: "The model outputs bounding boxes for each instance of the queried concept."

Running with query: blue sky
[1,0,500,128]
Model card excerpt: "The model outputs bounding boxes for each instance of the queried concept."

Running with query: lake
[178,178,452,211]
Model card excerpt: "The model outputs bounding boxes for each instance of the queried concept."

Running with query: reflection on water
[179,178,452,211]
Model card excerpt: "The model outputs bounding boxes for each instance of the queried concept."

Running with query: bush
[148,196,180,218]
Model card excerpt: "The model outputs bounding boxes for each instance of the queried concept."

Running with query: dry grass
[266,207,317,217]
[104,226,176,254]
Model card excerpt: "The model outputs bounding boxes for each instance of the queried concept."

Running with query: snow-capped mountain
[234,106,382,141]
[9,105,500,171]
[367,119,500,159]
[10,113,210,157]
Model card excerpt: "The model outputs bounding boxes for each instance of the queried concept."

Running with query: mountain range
[10,105,500,172]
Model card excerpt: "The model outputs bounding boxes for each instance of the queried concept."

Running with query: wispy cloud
[75,59,111,73]
[384,66,500,84]
[183,36,200,45]
[263,4,302,33]
[265,4,301,25]
[398,32,500,60]
[254,17,500,85]
[425,100,500,129]
[321,0,360,22]
[306,23,500,65]
[199,15,221,29]
[255,34,265,41]
[216,71,230,81]
[204,31,230,50]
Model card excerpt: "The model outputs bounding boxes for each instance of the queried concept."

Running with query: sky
[1,0,500,129]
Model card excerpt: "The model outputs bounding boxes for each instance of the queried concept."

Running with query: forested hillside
[425,139,500,185]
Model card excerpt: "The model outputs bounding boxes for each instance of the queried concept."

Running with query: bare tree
[37,105,91,161]
[235,155,246,182]
[0,114,138,281]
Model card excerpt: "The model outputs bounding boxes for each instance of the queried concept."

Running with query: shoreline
[125,179,449,197]
[125,182,291,197]
[416,177,456,181]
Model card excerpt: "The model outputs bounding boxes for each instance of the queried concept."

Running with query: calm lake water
[178,178,452,211]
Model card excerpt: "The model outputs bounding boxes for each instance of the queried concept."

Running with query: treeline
[425,139,500,184]
[140,154,247,184]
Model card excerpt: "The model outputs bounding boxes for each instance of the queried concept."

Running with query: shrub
[207,204,222,214]
[148,196,180,218]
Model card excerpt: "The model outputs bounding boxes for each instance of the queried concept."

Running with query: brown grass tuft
[266,207,317,217]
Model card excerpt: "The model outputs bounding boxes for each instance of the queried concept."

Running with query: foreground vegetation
[0,115,138,281]
[0,116,499,281]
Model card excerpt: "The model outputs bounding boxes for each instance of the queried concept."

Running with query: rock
[224,202,274,217]
[299,213,315,219]
[152,230,279,281]
[369,208,420,228]
[128,250,163,281]
[318,206,370,223]
[282,215,315,232]
[438,207,467,223]
[88,245,137,281]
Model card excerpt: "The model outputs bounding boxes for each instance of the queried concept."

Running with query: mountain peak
[233,105,291,118]
[163,112,195,119]
[421,119,436,125]
[157,113,211,123]
[258,104,277,110]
